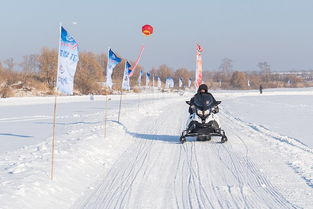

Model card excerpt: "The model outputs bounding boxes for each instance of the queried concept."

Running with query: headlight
[197,109,203,115]
[203,110,210,115]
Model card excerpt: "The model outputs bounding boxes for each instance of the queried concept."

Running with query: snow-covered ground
[0,89,312,209]
[218,88,313,149]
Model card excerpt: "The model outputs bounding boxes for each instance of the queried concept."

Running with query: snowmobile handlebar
[185,100,221,106]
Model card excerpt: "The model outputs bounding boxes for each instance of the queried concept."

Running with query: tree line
[1,49,313,98]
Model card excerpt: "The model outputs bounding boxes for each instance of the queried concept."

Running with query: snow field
[0,89,313,208]
[0,93,177,209]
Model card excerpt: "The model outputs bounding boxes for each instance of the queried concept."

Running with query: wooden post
[104,94,108,138]
[51,95,57,180]
[118,90,123,122]
[138,91,141,111]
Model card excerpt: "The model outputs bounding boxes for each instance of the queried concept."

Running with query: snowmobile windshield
[194,93,215,111]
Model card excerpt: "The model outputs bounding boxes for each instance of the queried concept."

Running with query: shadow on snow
[34,121,100,126]
[111,120,181,144]
[0,133,33,138]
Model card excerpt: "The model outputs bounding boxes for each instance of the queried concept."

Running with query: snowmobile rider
[188,84,219,114]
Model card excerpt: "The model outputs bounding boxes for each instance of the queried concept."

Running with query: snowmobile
[180,93,228,144]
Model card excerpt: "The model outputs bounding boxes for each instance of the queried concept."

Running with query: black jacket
[189,92,218,114]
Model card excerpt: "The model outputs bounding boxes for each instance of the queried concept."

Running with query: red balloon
[142,24,153,36]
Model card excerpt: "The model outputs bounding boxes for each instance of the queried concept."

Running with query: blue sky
[1,0,313,72]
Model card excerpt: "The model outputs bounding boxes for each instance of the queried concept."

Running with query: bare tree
[97,53,107,78]
[38,48,58,89]
[258,61,271,82]
[258,62,271,74]
[149,67,158,77]
[20,54,39,73]
[174,68,192,87]
[230,71,247,89]
[3,58,15,71]
[112,59,125,90]
[218,58,233,86]
[75,52,104,94]
[219,58,233,74]
[158,64,174,81]
[20,54,39,83]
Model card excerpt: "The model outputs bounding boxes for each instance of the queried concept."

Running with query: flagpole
[55,23,62,89]
[118,89,123,122]
[106,47,110,89]
[104,94,108,138]
[138,91,141,111]
[51,94,57,180]
[104,47,110,138]
[137,71,141,111]
[138,76,141,111]
[51,23,62,181]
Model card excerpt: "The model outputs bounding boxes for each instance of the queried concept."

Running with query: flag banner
[166,77,174,88]
[169,77,174,88]
[179,78,183,88]
[106,48,122,89]
[165,77,170,89]
[56,26,79,95]
[122,61,131,90]
[188,78,192,88]
[195,44,203,89]
[146,72,150,88]
[157,76,161,88]
[138,70,143,87]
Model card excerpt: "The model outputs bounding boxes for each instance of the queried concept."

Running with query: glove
[189,105,195,114]
[213,106,219,113]
[189,105,196,114]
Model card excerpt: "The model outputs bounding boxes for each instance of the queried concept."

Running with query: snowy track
[1,92,313,209]
[71,95,312,209]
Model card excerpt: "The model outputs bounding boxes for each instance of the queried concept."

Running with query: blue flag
[179,77,183,88]
[166,77,174,88]
[146,72,150,88]
[56,26,79,95]
[106,48,122,89]
[165,77,170,88]
[138,70,143,87]
[170,77,174,88]
[122,61,131,90]
[157,76,161,89]
[152,74,155,88]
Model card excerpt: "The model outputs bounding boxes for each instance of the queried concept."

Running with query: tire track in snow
[174,105,300,208]
[77,129,157,209]
[73,98,174,209]
[192,142,216,208]
[72,97,306,209]
[220,110,299,209]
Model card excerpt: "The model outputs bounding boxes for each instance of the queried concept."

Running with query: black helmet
[197,84,208,93]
